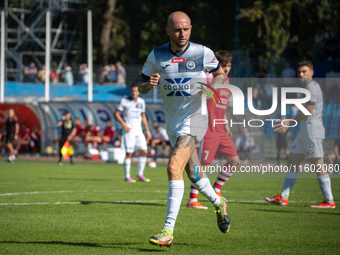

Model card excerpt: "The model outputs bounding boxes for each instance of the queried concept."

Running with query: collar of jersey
[169,41,191,57]
[127,96,138,102]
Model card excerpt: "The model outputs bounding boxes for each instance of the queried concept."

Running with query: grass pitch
[0,159,339,254]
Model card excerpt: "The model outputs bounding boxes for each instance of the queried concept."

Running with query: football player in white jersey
[266,61,336,209]
[137,11,230,247]
[114,84,152,183]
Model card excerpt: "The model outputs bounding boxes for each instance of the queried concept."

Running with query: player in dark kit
[57,112,76,165]
[6,108,20,163]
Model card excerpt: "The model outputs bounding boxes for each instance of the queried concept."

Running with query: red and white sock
[213,165,234,193]
[188,184,198,203]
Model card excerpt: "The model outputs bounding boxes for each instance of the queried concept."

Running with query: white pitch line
[0,200,323,206]
[0,190,87,196]
[0,190,336,197]
[0,200,164,206]
[0,190,168,196]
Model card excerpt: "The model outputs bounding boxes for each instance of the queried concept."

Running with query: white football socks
[123,158,131,179]
[137,156,147,177]
[280,171,298,199]
[317,174,334,203]
[164,180,184,231]
[193,177,221,207]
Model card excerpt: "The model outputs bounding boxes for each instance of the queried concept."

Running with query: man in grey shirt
[266,60,336,209]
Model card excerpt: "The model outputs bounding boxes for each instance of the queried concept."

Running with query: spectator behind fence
[100,65,111,84]
[281,62,296,87]
[79,63,89,83]
[149,121,169,157]
[252,87,262,109]
[264,78,275,107]
[65,66,74,86]
[24,62,38,82]
[50,67,59,84]
[116,61,126,85]
[110,64,118,83]
[235,127,254,166]
[37,65,47,83]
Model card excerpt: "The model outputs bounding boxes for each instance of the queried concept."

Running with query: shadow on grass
[0,241,165,252]
[253,208,340,215]
[78,201,165,207]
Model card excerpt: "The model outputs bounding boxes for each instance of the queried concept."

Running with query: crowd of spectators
[23,60,127,86]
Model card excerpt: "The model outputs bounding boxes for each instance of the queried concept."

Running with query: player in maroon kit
[85,125,102,148]
[72,118,87,151]
[187,50,240,209]
[102,120,116,149]
[17,123,31,154]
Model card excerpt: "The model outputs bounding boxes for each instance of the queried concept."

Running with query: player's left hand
[146,130,152,141]
[273,120,288,133]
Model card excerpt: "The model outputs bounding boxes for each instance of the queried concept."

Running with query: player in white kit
[137,11,230,248]
[114,84,152,182]
[265,61,336,209]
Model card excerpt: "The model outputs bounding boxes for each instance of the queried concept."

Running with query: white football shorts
[290,134,324,159]
[121,131,147,153]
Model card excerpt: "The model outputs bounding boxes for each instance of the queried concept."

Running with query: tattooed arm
[137,73,160,94]
[210,66,226,89]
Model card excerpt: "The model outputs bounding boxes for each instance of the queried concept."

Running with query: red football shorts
[200,130,238,164]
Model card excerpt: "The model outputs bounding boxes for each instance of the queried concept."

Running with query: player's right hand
[123,125,130,133]
[149,73,160,88]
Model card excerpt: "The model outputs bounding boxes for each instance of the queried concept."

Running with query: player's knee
[125,152,133,158]
[167,162,182,179]
[140,150,147,157]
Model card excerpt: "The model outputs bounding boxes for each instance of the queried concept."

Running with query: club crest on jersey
[164,78,192,97]
[186,61,195,69]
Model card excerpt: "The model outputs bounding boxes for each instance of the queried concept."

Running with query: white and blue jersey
[116,97,145,134]
[141,42,220,145]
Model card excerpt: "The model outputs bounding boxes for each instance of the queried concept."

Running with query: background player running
[265,61,336,209]
[114,84,151,183]
[5,108,19,163]
[138,11,230,248]
[187,50,240,210]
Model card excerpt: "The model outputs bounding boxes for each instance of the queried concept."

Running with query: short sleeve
[116,98,126,112]
[141,99,146,113]
[305,82,318,105]
[141,51,158,80]
[204,47,220,73]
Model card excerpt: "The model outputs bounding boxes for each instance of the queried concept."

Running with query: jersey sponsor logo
[186,61,195,69]
[164,78,192,97]
[219,90,230,98]
[161,64,170,69]
[172,58,185,63]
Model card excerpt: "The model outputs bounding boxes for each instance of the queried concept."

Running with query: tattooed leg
[167,135,197,180]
